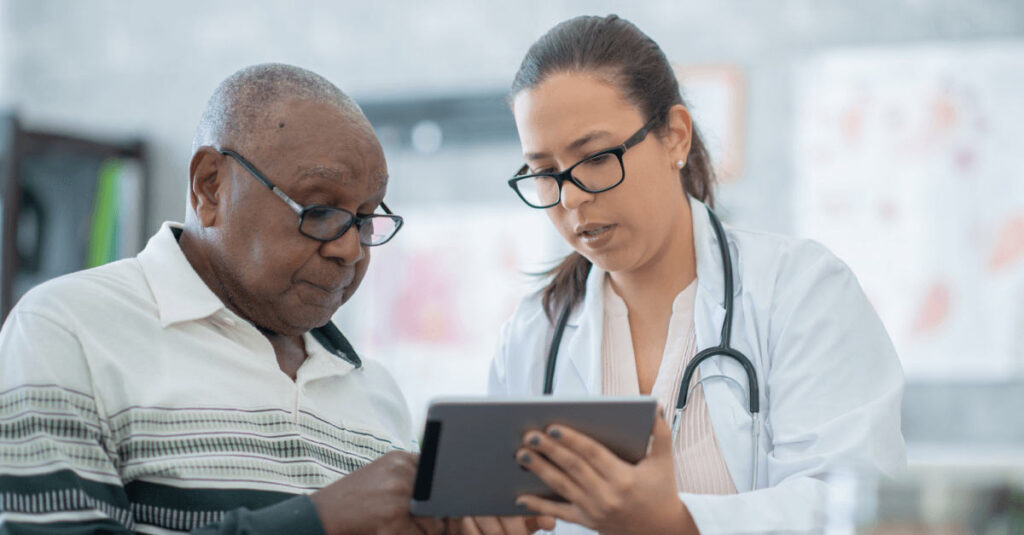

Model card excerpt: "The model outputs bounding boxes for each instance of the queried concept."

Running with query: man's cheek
[340,259,370,305]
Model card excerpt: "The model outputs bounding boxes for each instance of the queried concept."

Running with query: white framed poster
[794,42,1024,379]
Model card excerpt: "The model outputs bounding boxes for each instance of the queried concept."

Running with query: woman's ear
[664,103,693,168]
[188,147,226,227]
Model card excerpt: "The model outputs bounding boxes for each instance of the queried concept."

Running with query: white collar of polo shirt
[136,222,363,371]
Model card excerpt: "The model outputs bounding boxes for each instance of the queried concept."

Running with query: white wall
[4,0,1023,235]
[3,0,1023,450]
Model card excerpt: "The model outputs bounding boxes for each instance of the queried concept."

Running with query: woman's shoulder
[729,226,851,279]
[503,286,551,335]
[727,225,864,313]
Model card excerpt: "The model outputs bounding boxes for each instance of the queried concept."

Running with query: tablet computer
[409,396,658,517]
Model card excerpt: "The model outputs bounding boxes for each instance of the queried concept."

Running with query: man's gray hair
[192,63,367,153]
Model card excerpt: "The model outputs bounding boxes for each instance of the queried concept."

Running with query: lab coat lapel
[691,195,732,367]
[689,196,755,491]
[559,265,606,396]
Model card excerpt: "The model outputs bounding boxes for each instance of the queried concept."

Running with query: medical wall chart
[334,205,564,426]
[794,42,1024,379]
[672,64,747,184]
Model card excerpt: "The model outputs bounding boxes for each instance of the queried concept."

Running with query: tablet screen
[410,396,657,517]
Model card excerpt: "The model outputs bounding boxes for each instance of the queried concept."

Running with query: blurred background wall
[1,1,1022,525]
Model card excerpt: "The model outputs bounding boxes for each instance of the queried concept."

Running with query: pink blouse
[601,276,737,495]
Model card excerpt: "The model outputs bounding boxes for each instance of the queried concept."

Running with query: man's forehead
[255,99,388,186]
[292,162,389,192]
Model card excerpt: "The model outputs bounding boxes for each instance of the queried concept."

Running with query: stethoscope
[542,206,761,491]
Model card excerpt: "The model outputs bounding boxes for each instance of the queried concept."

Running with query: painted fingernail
[548,427,562,439]
[528,434,541,446]
[519,452,532,464]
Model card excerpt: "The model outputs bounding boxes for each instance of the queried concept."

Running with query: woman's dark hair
[510,14,717,322]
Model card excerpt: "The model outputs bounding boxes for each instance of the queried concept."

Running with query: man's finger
[411,516,445,535]
[460,517,484,535]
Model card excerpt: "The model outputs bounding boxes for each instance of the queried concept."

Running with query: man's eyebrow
[295,165,351,185]
[293,167,390,196]
[524,130,613,161]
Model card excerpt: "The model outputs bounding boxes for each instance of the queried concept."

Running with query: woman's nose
[560,180,595,210]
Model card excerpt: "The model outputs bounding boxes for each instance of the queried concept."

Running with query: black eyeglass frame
[507,113,664,209]
[219,149,403,246]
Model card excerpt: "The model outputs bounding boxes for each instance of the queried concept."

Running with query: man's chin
[282,309,338,334]
[249,304,337,336]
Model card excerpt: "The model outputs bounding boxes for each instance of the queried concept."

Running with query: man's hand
[310,450,445,535]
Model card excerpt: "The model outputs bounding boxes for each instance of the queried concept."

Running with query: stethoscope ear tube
[543,304,573,395]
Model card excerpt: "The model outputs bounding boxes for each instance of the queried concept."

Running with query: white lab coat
[488,196,906,534]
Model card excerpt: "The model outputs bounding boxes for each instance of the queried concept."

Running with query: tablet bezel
[409,396,658,517]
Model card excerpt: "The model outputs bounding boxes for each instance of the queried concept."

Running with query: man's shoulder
[14,258,154,324]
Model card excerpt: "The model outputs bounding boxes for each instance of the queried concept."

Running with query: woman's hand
[513,410,699,535]
[459,515,556,535]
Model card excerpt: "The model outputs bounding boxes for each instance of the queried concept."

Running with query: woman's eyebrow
[524,129,613,160]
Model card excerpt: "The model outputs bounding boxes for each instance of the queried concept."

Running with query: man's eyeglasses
[507,114,662,209]
[219,149,403,246]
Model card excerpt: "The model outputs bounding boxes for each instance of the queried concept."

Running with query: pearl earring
[676,160,685,169]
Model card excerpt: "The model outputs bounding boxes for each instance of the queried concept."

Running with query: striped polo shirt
[0,222,414,533]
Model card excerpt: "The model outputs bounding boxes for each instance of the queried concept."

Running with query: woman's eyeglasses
[507,114,662,209]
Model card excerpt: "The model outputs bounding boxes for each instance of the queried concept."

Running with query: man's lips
[302,272,355,294]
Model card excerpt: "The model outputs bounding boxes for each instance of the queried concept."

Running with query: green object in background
[86,159,121,268]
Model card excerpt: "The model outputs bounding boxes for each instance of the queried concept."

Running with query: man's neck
[178,225,308,381]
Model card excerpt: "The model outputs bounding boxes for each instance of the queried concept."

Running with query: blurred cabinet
[0,115,148,322]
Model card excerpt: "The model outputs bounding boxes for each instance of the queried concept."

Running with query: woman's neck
[608,206,697,315]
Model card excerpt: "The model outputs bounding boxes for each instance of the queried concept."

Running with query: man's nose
[319,225,365,265]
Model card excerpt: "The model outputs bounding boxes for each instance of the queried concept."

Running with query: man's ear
[188,147,226,227]
[665,103,693,168]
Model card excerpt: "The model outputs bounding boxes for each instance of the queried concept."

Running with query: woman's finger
[539,425,629,479]
[521,430,607,495]
[524,515,557,532]
[515,495,586,527]
[646,406,675,460]
[466,516,506,535]
[497,516,529,535]
[515,447,590,507]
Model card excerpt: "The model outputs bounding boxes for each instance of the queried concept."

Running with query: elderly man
[0,64,445,534]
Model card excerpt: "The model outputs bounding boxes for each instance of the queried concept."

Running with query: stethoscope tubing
[543,206,761,491]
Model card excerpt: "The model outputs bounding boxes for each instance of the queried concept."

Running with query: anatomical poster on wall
[334,205,563,427]
[794,42,1024,379]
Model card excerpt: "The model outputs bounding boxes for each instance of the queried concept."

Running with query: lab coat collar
[690,195,743,308]
[562,262,607,394]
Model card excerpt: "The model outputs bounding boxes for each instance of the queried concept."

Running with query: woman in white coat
[470,14,905,535]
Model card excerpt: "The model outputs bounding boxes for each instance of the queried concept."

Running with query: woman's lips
[576,223,617,247]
